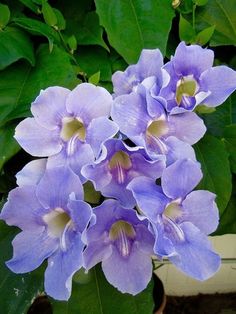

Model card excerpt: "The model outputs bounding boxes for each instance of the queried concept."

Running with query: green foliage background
[0,0,235,313]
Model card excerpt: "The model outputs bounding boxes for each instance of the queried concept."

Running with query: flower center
[163,201,182,220]
[60,117,86,141]
[176,75,198,105]
[109,220,136,258]
[146,119,169,138]
[108,151,132,184]
[43,207,71,238]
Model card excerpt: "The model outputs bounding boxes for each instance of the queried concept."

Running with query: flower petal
[168,222,221,280]
[36,166,83,210]
[7,229,57,273]
[15,118,62,157]
[16,159,47,187]
[127,176,169,222]
[31,86,70,130]
[111,92,150,137]
[67,198,92,234]
[102,242,152,295]
[0,186,43,230]
[86,117,119,157]
[45,232,84,300]
[66,83,112,124]
[173,42,214,77]
[83,240,112,270]
[200,66,236,107]
[161,159,202,199]
[169,112,206,145]
[181,190,219,234]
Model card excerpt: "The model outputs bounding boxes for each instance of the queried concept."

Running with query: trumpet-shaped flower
[128,159,221,280]
[83,199,154,295]
[112,48,163,97]
[160,42,236,113]
[82,138,165,208]
[111,88,204,161]
[15,84,119,181]
[0,166,93,300]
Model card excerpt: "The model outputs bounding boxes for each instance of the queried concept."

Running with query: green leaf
[0,26,35,70]
[223,124,236,174]
[77,46,112,81]
[13,17,60,48]
[19,0,39,13]
[194,0,208,6]
[53,8,66,30]
[202,93,236,137]
[0,3,10,29]
[95,0,175,64]
[195,25,215,45]
[42,0,57,27]
[76,11,109,51]
[195,0,236,46]
[0,44,79,126]
[0,122,20,171]
[179,14,195,43]
[83,181,101,204]
[67,35,77,52]
[0,221,45,314]
[194,135,232,214]
[215,181,236,235]
[88,71,100,85]
[51,265,154,314]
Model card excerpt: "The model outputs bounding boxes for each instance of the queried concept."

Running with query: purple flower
[0,166,93,300]
[83,199,154,295]
[160,42,236,113]
[82,138,165,208]
[111,88,204,162]
[112,48,163,97]
[15,84,119,182]
[128,159,221,280]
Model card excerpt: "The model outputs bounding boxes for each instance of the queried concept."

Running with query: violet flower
[160,42,236,114]
[0,166,93,300]
[128,159,221,280]
[82,138,165,208]
[83,199,154,295]
[111,87,203,162]
[15,83,119,181]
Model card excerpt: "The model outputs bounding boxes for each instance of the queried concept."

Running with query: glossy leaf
[83,181,101,204]
[88,71,100,85]
[51,265,154,314]
[195,0,236,46]
[0,3,10,29]
[223,125,236,174]
[215,184,236,235]
[0,44,79,126]
[195,25,215,45]
[95,0,175,63]
[13,17,60,48]
[0,26,35,70]
[179,14,195,43]
[19,0,39,13]
[77,46,112,81]
[76,11,109,51]
[201,93,236,137]
[53,8,66,30]
[42,0,57,27]
[0,221,45,314]
[0,122,20,171]
[194,134,232,214]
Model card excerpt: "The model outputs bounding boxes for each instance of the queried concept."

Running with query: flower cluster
[1,42,236,300]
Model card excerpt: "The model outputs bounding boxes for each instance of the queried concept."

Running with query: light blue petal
[7,228,57,273]
[169,222,221,280]
[67,198,92,234]
[45,232,84,300]
[161,159,202,199]
[165,137,196,165]
[181,190,219,234]
[31,86,70,130]
[200,66,236,107]
[16,159,47,187]
[15,118,62,157]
